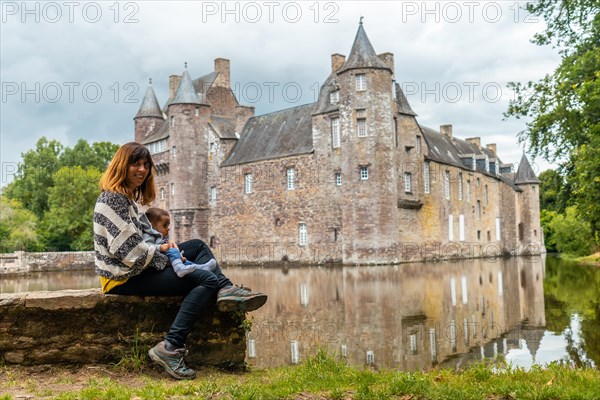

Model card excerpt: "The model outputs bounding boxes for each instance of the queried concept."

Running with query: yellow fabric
[100,276,128,293]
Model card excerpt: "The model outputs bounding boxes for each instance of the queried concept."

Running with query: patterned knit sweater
[94,191,167,280]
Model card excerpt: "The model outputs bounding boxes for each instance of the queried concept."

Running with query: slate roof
[141,119,169,145]
[223,103,316,166]
[338,22,391,73]
[395,83,417,116]
[209,115,238,139]
[514,153,540,184]
[420,125,523,190]
[135,80,164,119]
[171,68,202,105]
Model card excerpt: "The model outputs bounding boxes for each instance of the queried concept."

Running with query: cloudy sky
[1,1,560,186]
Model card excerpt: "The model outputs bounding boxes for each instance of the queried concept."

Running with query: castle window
[244,173,253,194]
[518,223,524,241]
[448,215,454,241]
[423,162,430,194]
[477,200,481,220]
[444,171,450,200]
[298,223,307,246]
[172,145,177,156]
[360,166,369,180]
[487,231,491,241]
[476,177,480,187]
[467,180,471,202]
[356,74,366,91]
[416,136,421,153]
[331,117,340,148]
[356,109,367,137]
[170,183,175,196]
[472,155,476,171]
[477,230,481,240]
[160,188,165,200]
[171,116,175,128]
[147,139,166,155]
[329,90,339,104]
[404,172,412,193]
[287,167,296,190]
[485,185,489,205]
[485,156,490,173]
[495,217,501,240]
[532,186,536,192]
[394,117,398,148]
[210,142,215,152]
[210,186,217,201]
[459,214,465,241]
[195,108,199,117]
[335,172,342,186]
[458,172,463,201]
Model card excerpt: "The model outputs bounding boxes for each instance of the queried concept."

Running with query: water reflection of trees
[544,256,600,366]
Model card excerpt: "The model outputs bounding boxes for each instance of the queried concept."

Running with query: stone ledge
[0,289,247,369]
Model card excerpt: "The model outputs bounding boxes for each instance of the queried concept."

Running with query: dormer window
[329,90,339,104]
[356,74,366,91]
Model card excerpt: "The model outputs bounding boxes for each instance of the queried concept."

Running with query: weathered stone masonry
[133,23,543,264]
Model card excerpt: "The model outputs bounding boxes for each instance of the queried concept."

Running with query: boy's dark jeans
[108,239,232,348]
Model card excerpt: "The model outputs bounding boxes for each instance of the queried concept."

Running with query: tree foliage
[3,137,119,251]
[504,1,600,247]
[41,166,102,251]
[0,196,44,252]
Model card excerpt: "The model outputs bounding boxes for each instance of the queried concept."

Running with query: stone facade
[133,23,543,265]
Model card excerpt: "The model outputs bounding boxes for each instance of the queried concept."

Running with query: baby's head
[145,207,170,238]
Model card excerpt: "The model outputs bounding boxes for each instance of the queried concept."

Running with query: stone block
[0,289,247,369]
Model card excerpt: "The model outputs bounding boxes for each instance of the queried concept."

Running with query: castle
[133,23,543,264]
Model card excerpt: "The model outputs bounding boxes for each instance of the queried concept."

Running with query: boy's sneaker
[217,285,268,312]
[148,341,196,380]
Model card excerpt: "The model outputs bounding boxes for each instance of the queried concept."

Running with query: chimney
[169,75,181,98]
[440,124,453,138]
[378,52,395,72]
[466,137,481,148]
[486,143,497,154]
[214,58,231,88]
[331,53,346,72]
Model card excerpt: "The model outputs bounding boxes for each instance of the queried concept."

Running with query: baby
[142,207,217,277]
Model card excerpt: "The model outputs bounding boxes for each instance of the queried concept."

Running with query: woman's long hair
[99,142,156,205]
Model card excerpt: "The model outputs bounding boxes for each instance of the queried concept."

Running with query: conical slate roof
[338,21,390,73]
[514,154,540,184]
[135,79,163,119]
[171,66,201,106]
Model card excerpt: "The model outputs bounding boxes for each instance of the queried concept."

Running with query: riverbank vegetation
[505,1,600,257]
[1,351,599,400]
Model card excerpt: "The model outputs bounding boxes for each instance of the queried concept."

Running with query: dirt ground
[0,364,168,399]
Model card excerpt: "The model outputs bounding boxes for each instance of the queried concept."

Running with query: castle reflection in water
[0,255,546,370]
[227,255,546,370]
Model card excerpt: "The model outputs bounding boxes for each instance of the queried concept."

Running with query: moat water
[1,255,598,370]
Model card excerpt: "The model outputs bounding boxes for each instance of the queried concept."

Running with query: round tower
[167,64,210,241]
[335,22,400,264]
[134,79,164,143]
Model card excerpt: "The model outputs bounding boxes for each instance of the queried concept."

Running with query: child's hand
[159,243,170,253]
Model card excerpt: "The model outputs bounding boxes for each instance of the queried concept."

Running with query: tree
[60,140,119,171]
[504,1,600,245]
[538,169,567,213]
[41,166,102,251]
[546,207,594,256]
[4,137,63,218]
[0,196,44,252]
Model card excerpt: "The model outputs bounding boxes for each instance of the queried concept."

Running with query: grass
[1,351,599,399]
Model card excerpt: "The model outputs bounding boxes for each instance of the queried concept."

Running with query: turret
[134,79,164,143]
[514,154,543,253]
[167,64,209,241]
[335,21,399,263]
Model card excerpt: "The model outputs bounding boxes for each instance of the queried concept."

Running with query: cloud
[1,1,561,185]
